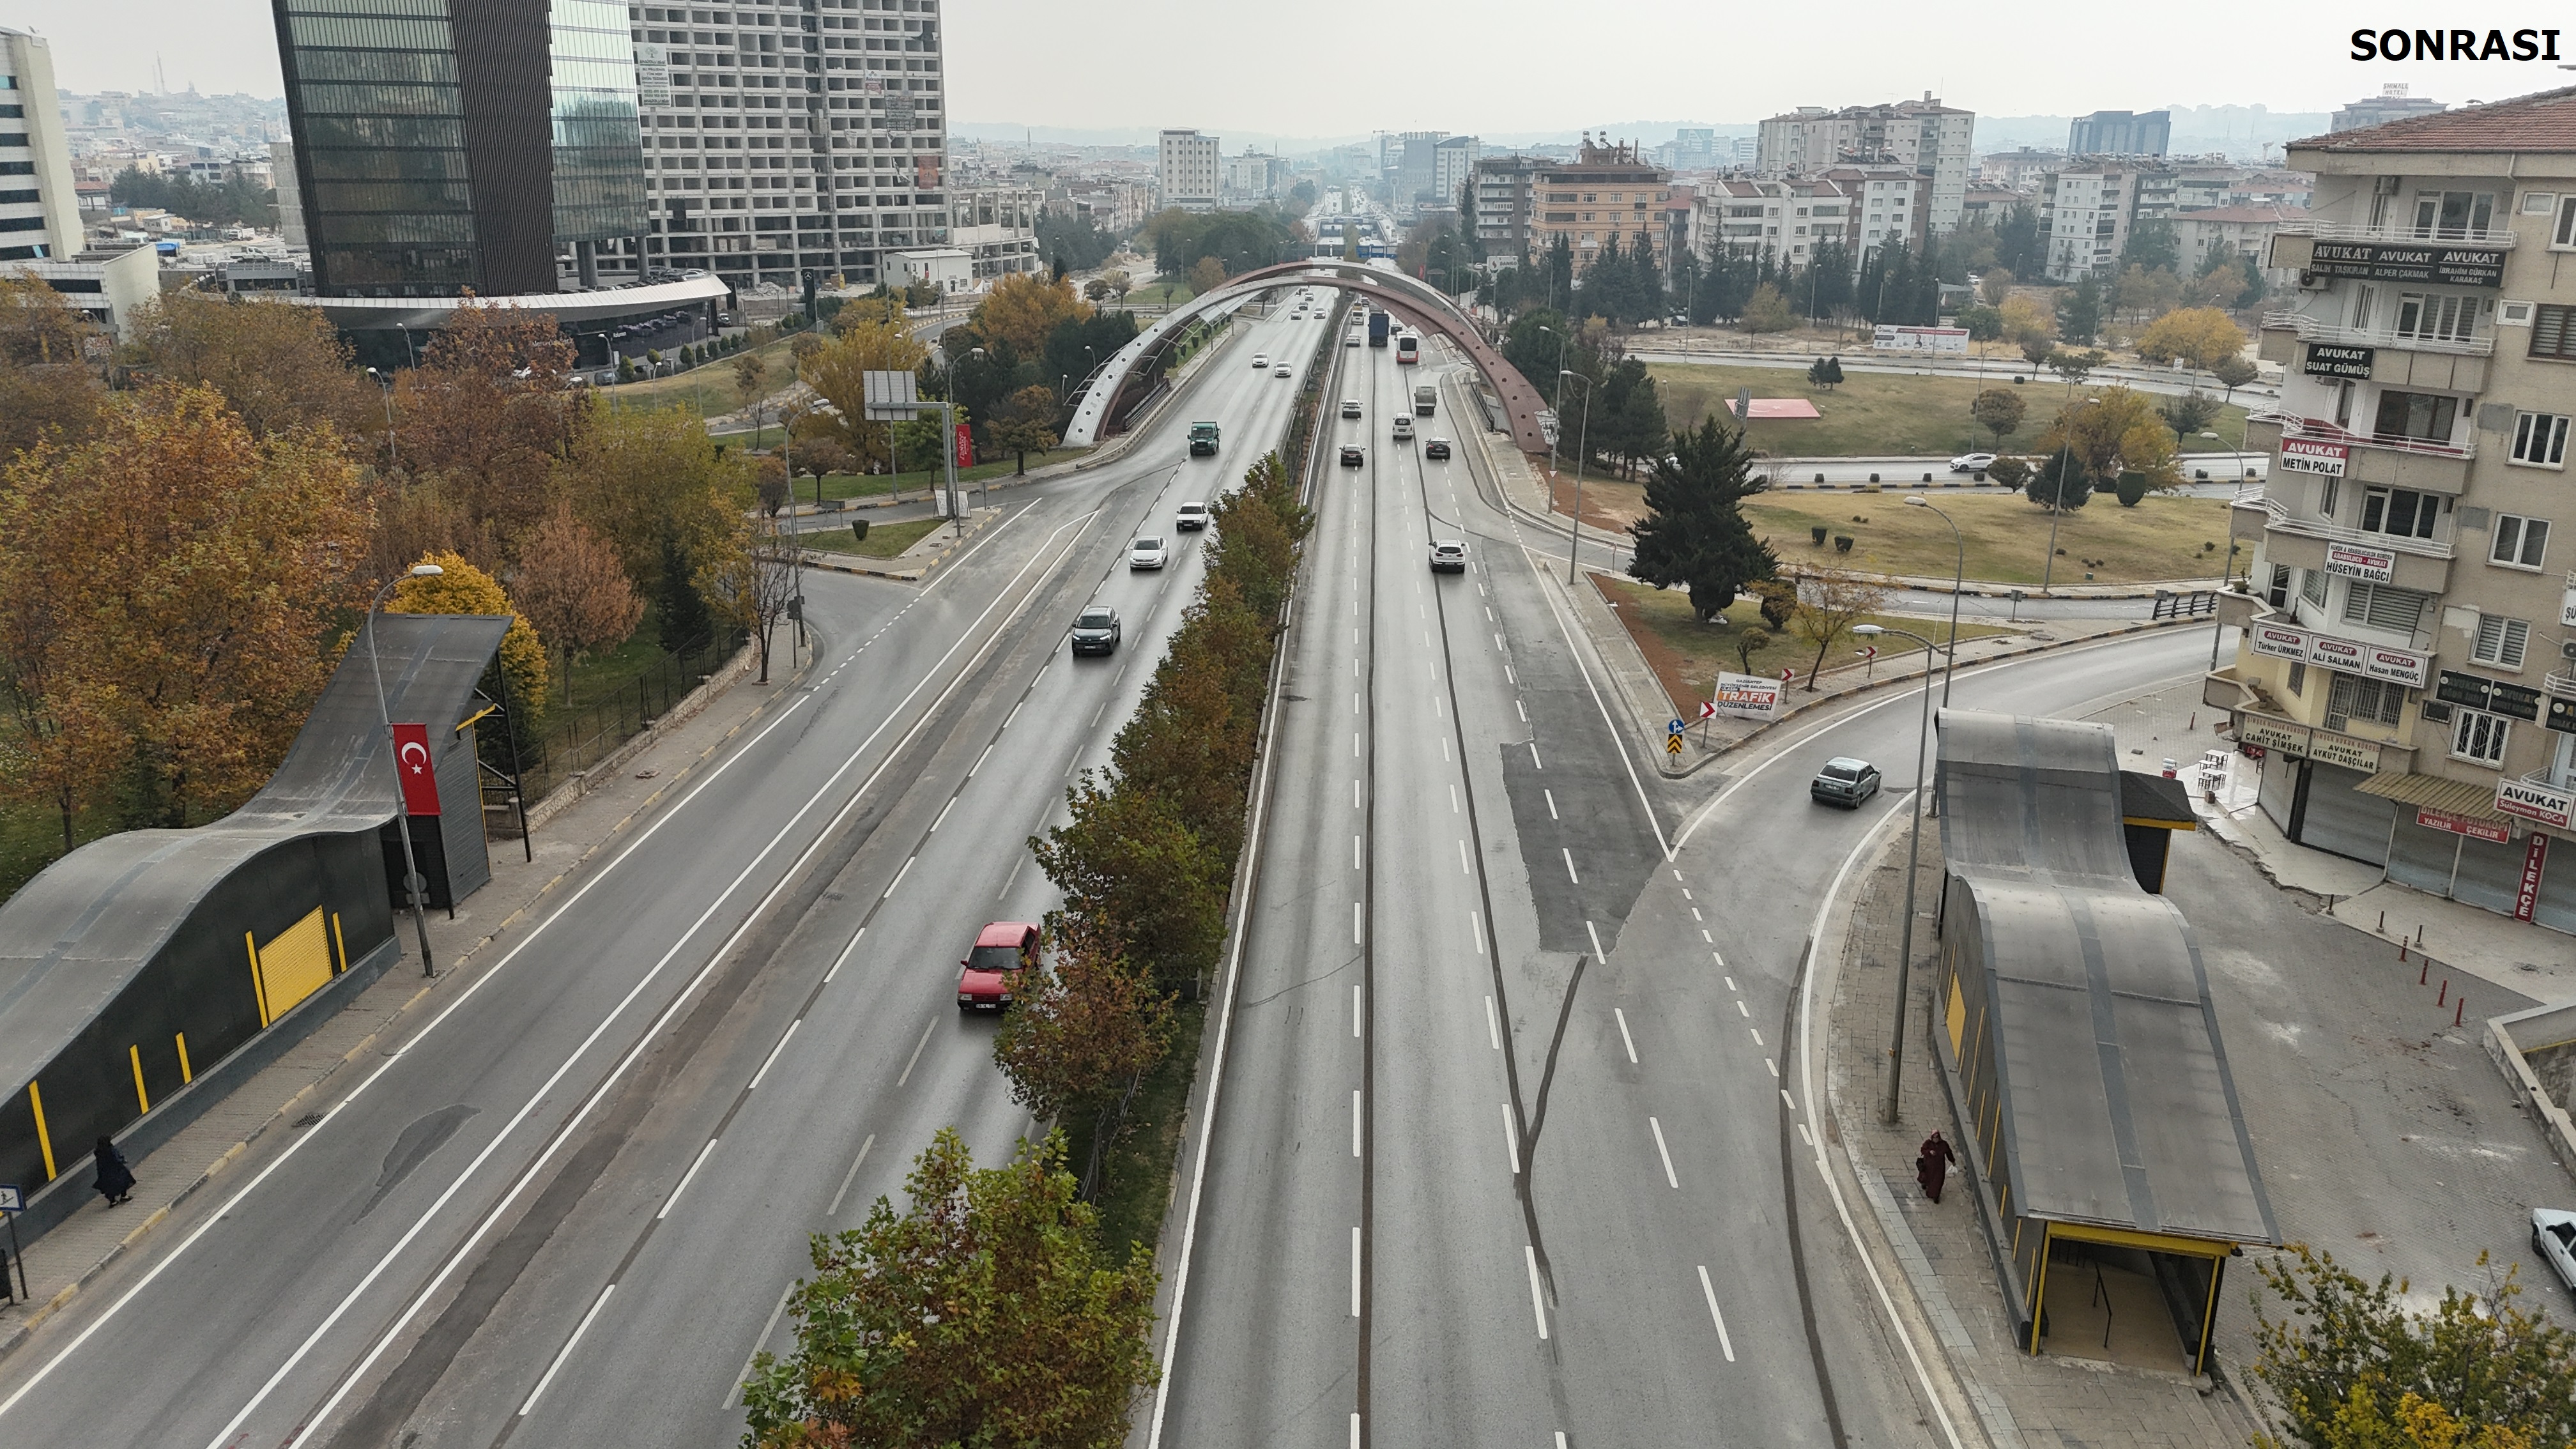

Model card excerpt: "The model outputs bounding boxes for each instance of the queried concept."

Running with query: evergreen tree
[1995,203,2043,277]
[2027,445,2092,511]
[1545,233,1575,314]
[2057,274,2105,344]
[1627,416,1781,622]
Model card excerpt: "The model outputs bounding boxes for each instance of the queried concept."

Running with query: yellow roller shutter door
[256,907,334,1026]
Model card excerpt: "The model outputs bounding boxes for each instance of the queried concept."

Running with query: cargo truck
[1188,420,1220,456]
[1368,311,1389,347]
[1414,385,1436,417]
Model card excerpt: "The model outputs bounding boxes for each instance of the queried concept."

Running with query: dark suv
[1070,604,1121,656]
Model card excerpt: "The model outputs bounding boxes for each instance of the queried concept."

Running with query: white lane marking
[1458,838,1471,874]
[1515,699,1528,723]
[1448,784,1459,814]
[1767,1057,1779,1078]
[1524,1246,1550,1340]
[1798,1123,1813,1147]
[882,854,916,900]
[823,926,864,985]
[1698,1266,1738,1363]
[1713,949,1726,969]
[1441,736,1450,761]
[1495,632,1505,650]
[930,797,956,834]
[1354,778,1362,809]
[825,1133,875,1216]
[1354,834,1362,870]
[1354,901,1363,945]
[726,1280,798,1407]
[1351,1227,1363,1317]
[1749,1028,1764,1046]
[1503,1102,1522,1174]
[657,1138,719,1220]
[1736,1000,1751,1018]
[1724,976,1737,992]
[1353,1091,1363,1158]
[1353,1416,1362,1449]
[1354,732,1361,758]
[1353,984,1361,1039]
[518,1283,615,1416]
[896,1018,935,1087]
[1682,888,1692,900]
[1529,740,1542,769]
[1002,700,1023,731]
[1433,694,1443,718]
[748,1020,800,1089]
[1701,929,1713,943]
[1561,848,1579,884]
[1586,919,1607,965]
[1614,1008,1638,1064]
[1353,691,1360,714]
[1510,540,1671,861]
[1471,911,1485,956]
[969,742,993,778]
[1689,906,1702,921]
[1649,1117,1680,1189]
[1782,1090,1799,1112]
[1485,994,1501,1050]
[997,855,1025,901]
[1544,788,1559,820]
[1505,665,1515,684]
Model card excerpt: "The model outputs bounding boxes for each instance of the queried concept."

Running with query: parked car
[1070,604,1121,656]
[1424,438,1452,460]
[1129,536,1169,570]
[1429,540,1468,573]
[1339,445,1365,468]
[1342,399,1363,418]
[1175,502,1211,531]
[1949,452,1998,473]
[957,921,1039,1011]
[2537,1209,2576,1291]
[1811,756,1883,808]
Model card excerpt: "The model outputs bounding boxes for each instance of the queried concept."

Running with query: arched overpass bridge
[1064,262,1552,456]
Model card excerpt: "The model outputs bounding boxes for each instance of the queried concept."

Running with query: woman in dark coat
[93,1137,134,1206]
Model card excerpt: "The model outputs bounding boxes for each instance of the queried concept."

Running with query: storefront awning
[2352,770,2514,824]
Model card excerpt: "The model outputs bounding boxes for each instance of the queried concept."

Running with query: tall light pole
[1537,323,1567,476]
[1855,622,1935,1124]
[367,564,446,976]
[1561,369,1594,583]
[1903,496,1965,708]
[365,366,399,471]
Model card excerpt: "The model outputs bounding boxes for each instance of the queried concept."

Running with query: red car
[958,921,1039,1011]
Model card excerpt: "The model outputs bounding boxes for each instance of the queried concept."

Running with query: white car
[1128,536,1169,570]
[1392,415,1414,441]
[1175,502,1211,532]
[1252,353,1270,369]
[2534,1209,2576,1291]
[1342,399,1363,418]
[1949,452,1998,473]
[1274,363,1292,378]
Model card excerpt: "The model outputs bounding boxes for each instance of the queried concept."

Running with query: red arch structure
[1092,261,1553,456]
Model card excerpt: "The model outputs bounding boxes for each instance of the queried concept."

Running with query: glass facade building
[273,0,645,296]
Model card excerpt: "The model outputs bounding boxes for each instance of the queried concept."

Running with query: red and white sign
[2358,642,2432,689]
[2278,438,2349,476]
[2245,622,2428,687]
[1781,666,1795,682]
[1858,645,1878,661]
[954,422,976,468]
[2517,834,2551,923]
[2416,806,2511,843]
[1699,700,1717,719]
[390,723,441,817]
[2250,622,2310,664]
[2323,542,2395,582]
[2497,778,2576,832]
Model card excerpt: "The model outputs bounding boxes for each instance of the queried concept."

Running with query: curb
[800,507,1000,583]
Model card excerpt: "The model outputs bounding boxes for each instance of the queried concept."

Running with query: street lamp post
[1561,369,1594,583]
[366,564,447,976]
[1537,323,1567,477]
[1903,496,1966,708]
[365,367,399,471]
[1854,622,1936,1123]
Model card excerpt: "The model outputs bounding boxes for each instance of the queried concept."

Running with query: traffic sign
[1665,734,1683,756]
[0,1186,19,1212]
[1781,666,1795,682]
[1699,700,1717,720]
[1857,645,1877,660]
[1667,717,1687,737]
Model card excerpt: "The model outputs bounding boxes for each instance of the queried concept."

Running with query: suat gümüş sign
[2307,240,2507,288]
[2304,344,2375,379]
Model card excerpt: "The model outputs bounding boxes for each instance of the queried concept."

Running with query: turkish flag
[390,723,442,817]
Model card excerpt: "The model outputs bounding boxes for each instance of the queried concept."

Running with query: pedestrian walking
[1915,1130,1956,1204]
[93,1136,134,1207]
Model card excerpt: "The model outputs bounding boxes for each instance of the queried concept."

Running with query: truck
[1188,420,1220,457]
[1414,385,1437,417]
[1368,311,1389,348]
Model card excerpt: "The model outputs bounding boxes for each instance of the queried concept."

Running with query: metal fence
[521,629,745,801]
[2150,590,2218,620]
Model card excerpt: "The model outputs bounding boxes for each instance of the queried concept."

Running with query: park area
[1646,363,2253,459]
[1747,490,2235,587]
[1595,578,2019,717]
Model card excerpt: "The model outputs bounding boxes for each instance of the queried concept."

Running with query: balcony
[2261,310,2494,358]
[2245,496,2455,594]
[2276,218,2520,249]
[2245,412,2476,496]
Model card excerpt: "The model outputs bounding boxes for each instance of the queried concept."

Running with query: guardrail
[2279,220,2520,248]
[2249,410,2478,463]
[2260,310,2495,357]
[2150,589,2218,620]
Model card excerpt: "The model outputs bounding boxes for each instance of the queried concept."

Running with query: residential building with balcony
[2208,86,2576,933]
[2040,161,2178,279]
[1472,152,1544,256]
[1517,139,1671,275]
[1756,95,1974,232]
[1157,128,1218,212]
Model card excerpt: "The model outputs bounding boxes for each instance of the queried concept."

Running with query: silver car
[1810,756,1882,808]
[2534,1208,2576,1291]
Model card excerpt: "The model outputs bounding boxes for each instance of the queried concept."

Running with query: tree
[799,311,929,475]
[2113,263,2182,326]
[1993,204,2043,277]
[0,384,369,844]
[1034,772,1228,996]
[740,1129,1160,1449]
[107,164,274,228]
[698,520,801,684]
[2041,387,2180,492]
[1971,388,2027,448]
[2134,305,2249,371]
[991,384,1062,474]
[974,273,1092,358]
[125,291,382,446]
[1740,283,1795,334]
[1806,356,1834,390]
[1187,255,1227,296]
[556,406,753,643]
[2120,217,2179,274]
[394,302,582,561]
[1627,416,1779,622]
[2211,353,2260,404]
[0,271,98,367]
[1998,295,2055,357]
[992,911,1176,1192]
[511,505,644,705]
[2025,445,2092,512]
[1789,571,1888,691]
[1956,304,2003,342]
[389,549,551,714]
[0,284,106,461]
[732,351,769,433]
[2250,1245,2576,1449]
[1979,267,2015,307]
[2161,390,2221,438]
[2056,274,2104,345]
[2048,348,2106,387]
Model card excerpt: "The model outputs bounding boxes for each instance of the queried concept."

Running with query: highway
[1153,330,2218,1445]
[0,289,1338,1447]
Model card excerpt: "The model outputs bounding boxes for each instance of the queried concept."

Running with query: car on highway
[1810,756,1883,808]
[1425,437,1452,459]
[1070,604,1121,656]
[1340,445,1365,468]
[1346,332,1363,347]
[1429,540,1467,572]
[1252,353,1269,369]
[1274,363,1293,378]
[1392,416,1414,441]
[1341,399,1363,418]
[958,921,1039,1011]
[1176,502,1211,532]
[2534,1209,2576,1292]
[1129,536,1169,570]
[1949,452,1998,473]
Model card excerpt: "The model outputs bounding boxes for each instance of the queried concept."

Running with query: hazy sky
[10,0,2572,132]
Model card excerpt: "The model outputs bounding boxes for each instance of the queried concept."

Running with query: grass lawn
[803,516,944,558]
[790,449,1089,503]
[1066,996,1207,1258]
[1596,577,2019,715]
[1747,491,2235,587]
[596,332,805,418]
[1121,279,1195,305]
[1646,363,2253,460]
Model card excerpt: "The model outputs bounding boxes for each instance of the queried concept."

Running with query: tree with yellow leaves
[971,273,1091,357]
[2133,305,2250,372]
[125,289,382,446]
[2035,387,2182,493]
[799,310,928,474]
[387,549,550,716]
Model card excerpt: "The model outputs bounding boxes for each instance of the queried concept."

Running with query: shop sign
[2561,585,2576,629]
[2550,694,2576,735]
[2307,730,2384,772]
[2496,778,2576,832]
[2356,642,2432,689]
[2251,622,2430,687]
[2417,806,2511,843]
[2517,834,2552,923]
[1710,672,1782,719]
[2278,438,2350,476]
[2237,714,2312,756]
[2308,240,2508,288]
[2251,622,2311,663]
[2439,670,2543,722]
[2304,344,2376,379]
[2324,542,2395,582]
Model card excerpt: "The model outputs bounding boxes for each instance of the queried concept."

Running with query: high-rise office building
[0,26,80,263]
[1159,128,1218,211]
[2068,109,2172,157]
[631,0,951,289]
[271,0,647,295]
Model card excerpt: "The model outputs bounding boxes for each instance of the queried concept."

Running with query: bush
[1986,456,2030,489]
[2115,471,2149,507]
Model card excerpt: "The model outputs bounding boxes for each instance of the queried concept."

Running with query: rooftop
[2294,84,2576,153]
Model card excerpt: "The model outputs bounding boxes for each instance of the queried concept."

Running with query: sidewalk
[0,635,814,1361]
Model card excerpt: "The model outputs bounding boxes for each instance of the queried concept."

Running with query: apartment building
[2067,109,2171,157]
[1472,152,1544,256]
[1158,128,1218,212]
[1978,146,2064,192]
[1755,95,1974,232]
[1689,167,1921,272]
[2332,84,2446,134]
[1429,135,1480,218]
[946,186,1038,281]
[632,0,951,290]
[2040,162,2179,279]
[1517,139,1672,273]
[2209,86,2576,931]
[1,25,81,262]
[2169,204,2306,272]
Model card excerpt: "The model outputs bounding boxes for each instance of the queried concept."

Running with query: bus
[1396,333,1419,365]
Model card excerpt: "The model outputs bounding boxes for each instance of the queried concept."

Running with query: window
[2492,514,2551,568]
[2393,291,2478,342]
[2359,486,2439,539]
[2452,709,2510,766]
[2533,303,2576,360]
[2265,564,2292,610]
[2414,190,2496,238]
[2340,580,2430,634]
[2372,390,2459,445]
[2287,661,2307,696]
[2300,567,2329,608]
[2511,411,2570,466]
[2557,195,2576,248]
[2326,675,2408,732]
[2472,614,2531,669]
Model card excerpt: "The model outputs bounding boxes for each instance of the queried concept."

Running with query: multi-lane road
[0,282,2209,1447]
